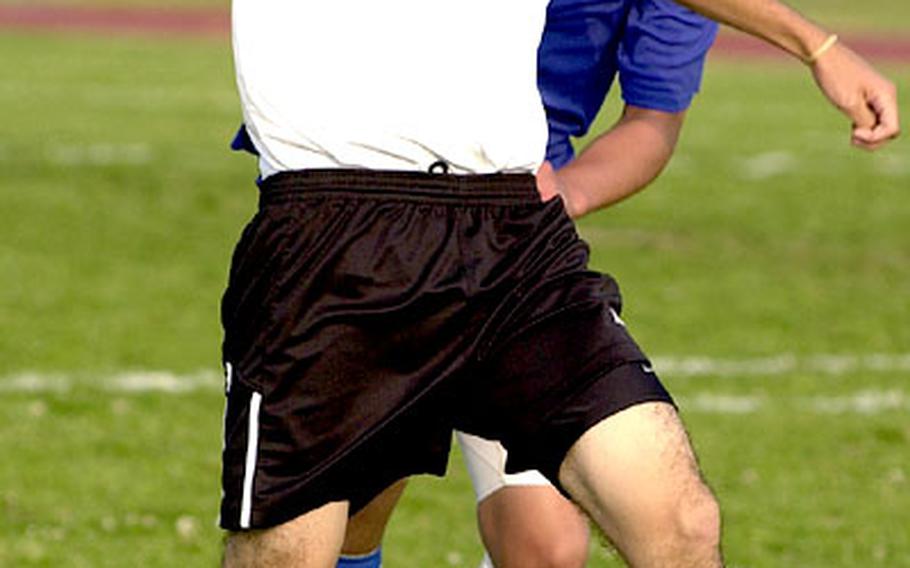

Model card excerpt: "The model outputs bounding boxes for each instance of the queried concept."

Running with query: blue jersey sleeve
[618,0,718,113]
[538,0,631,169]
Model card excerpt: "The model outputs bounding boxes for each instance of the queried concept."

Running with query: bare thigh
[224,501,349,568]
[341,479,408,555]
[559,402,722,567]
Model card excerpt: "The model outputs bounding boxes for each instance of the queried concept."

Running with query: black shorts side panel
[508,359,674,491]
[454,275,673,480]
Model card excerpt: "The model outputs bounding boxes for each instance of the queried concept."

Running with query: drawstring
[428,160,450,174]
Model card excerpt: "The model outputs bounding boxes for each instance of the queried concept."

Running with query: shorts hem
[504,361,675,495]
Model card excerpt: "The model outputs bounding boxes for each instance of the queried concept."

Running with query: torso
[233,0,551,177]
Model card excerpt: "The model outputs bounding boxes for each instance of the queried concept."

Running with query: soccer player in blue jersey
[221,0,898,566]
[333,3,899,568]
[335,2,718,567]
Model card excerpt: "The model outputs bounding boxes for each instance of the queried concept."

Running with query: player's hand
[536,161,583,219]
[810,43,900,151]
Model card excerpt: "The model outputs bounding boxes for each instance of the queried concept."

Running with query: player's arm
[672,0,900,149]
[538,105,684,219]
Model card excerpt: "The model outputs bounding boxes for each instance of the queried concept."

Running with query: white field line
[678,390,909,415]
[651,353,910,378]
[874,152,910,178]
[46,142,153,166]
[1,354,909,417]
[738,151,798,181]
[0,370,220,394]
[2,354,910,392]
[0,82,237,113]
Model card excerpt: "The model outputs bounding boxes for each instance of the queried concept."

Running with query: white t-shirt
[232,0,550,178]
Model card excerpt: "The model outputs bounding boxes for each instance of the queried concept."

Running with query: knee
[673,487,722,554]
[495,529,589,568]
[539,532,590,568]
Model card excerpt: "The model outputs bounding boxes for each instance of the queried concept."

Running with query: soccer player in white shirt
[221,0,898,566]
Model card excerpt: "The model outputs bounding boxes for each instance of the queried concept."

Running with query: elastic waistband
[259,169,540,206]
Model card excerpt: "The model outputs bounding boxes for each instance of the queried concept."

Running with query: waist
[258,169,542,207]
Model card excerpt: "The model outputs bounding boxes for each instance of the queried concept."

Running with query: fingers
[851,86,901,151]
[812,43,900,152]
[852,130,888,151]
[868,86,901,139]
[534,161,561,202]
[847,97,879,130]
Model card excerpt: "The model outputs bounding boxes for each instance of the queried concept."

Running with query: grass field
[1,13,909,568]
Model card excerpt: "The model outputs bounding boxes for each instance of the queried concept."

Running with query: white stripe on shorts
[240,391,263,529]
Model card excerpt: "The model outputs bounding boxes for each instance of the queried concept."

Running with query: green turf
[786,0,910,32]
[577,61,910,358]
[0,33,249,375]
[1,30,909,567]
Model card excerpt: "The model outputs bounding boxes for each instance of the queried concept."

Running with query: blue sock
[337,548,382,568]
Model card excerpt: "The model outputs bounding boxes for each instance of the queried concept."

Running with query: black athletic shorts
[219,169,672,531]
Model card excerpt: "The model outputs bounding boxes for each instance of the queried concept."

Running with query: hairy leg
[341,479,408,555]
[477,485,589,568]
[224,501,349,568]
[559,402,722,567]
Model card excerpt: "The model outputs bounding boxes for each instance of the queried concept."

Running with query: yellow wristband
[807,34,838,64]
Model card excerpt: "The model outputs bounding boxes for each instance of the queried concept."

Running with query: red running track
[1,4,909,62]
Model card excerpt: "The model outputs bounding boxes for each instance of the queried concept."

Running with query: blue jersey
[539,0,717,168]
[234,0,717,170]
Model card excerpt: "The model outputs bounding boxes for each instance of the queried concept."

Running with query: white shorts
[455,431,551,503]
